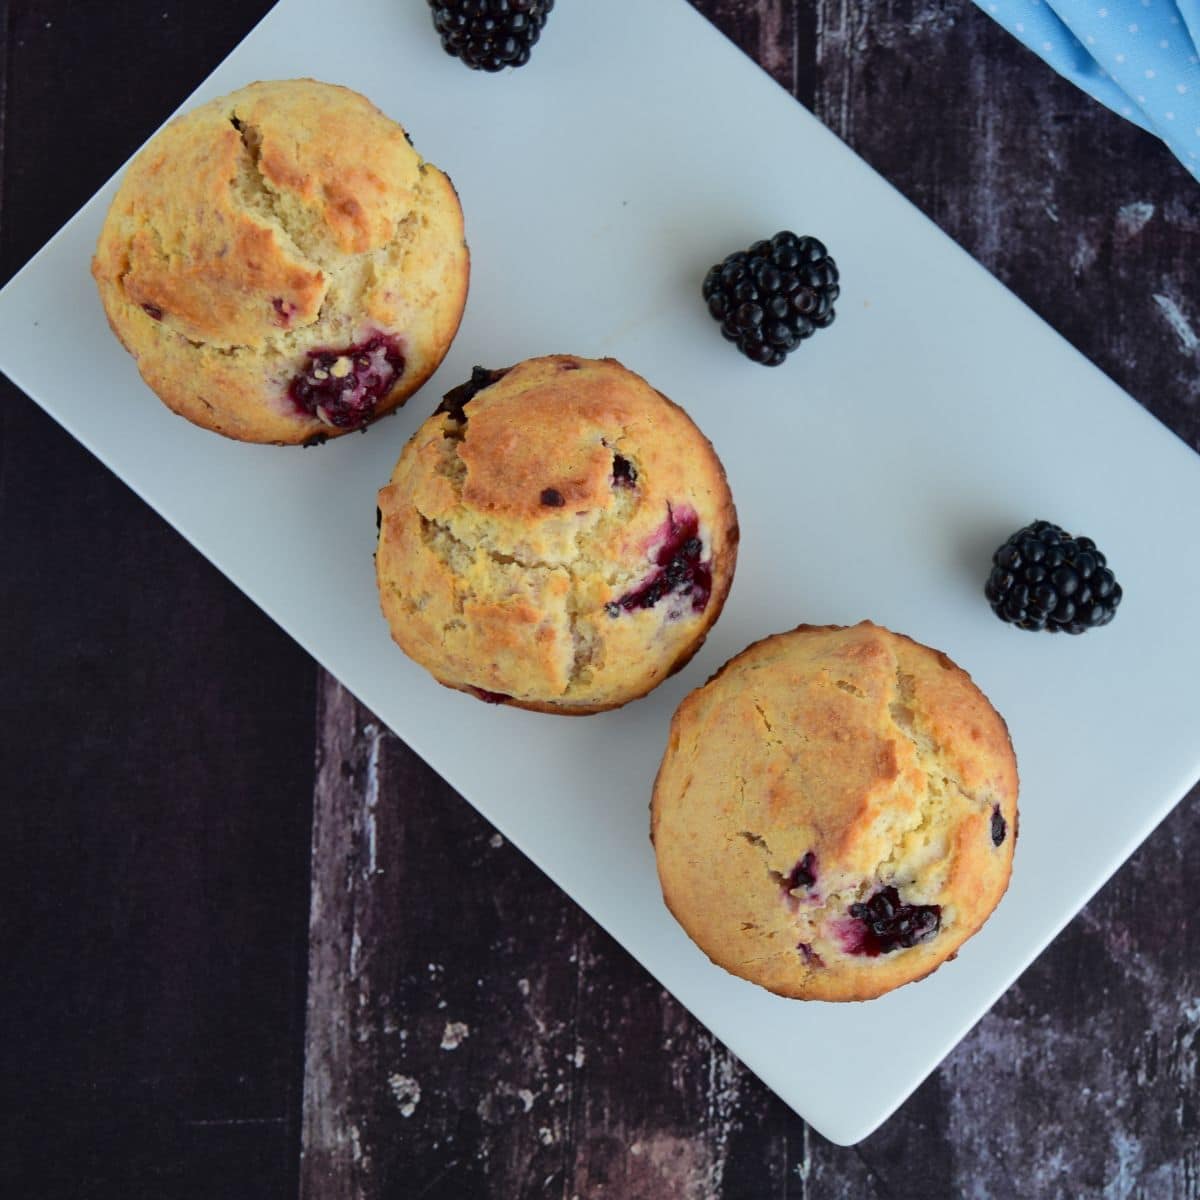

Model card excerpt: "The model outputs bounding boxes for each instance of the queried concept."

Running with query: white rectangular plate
[3,0,1199,1147]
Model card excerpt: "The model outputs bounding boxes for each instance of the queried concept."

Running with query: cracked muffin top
[375,355,739,714]
[92,79,469,443]
[651,622,1018,1001]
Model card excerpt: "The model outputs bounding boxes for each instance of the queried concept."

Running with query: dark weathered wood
[300,675,578,1198]
[300,678,789,1200]
[801,2,1200,1194]
[0,388,315,1199]
[299,706,1200,1198]
[1,3,305,1198]
[808,0,1200,450]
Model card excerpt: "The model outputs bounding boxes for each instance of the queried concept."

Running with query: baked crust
[651,622,1019,1001]
[376,356,739,713]
[92,79,469,443]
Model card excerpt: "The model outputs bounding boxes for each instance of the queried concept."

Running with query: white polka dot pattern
[973,0,1200,178]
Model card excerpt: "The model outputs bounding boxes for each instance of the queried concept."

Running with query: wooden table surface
[3,2,1198,1196]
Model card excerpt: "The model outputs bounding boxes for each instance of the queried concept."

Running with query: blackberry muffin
[651,622,1018,1001]
[92,79,469,443]
[375,355,738,713]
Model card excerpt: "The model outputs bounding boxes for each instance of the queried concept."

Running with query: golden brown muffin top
[651,622,1018,1001]
[93,78,428,351]
[376,356,739,713]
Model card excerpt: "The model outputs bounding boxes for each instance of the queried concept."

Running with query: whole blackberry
[985,520,1122,634]
[702,231,839,366]
[428,0,554,72]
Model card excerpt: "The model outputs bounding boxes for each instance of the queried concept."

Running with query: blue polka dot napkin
[974,0,1200,179]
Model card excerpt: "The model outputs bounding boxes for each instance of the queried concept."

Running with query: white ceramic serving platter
[3,0,1199,1148]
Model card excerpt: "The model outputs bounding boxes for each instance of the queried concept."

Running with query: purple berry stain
[142,303,164,321]
[272,297,297,325]
[991,805,1007,847]
[607,505,712,617]
[784,851,818,893]
[797,942,825,967]
[288,332,405,429]
[540,488,565,507]
[471,687,511,705]
[843,886,941,957]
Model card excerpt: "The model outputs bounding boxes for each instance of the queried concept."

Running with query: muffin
[92,79,469,443]
[375,355,738,713]
[651,622,1018,1001]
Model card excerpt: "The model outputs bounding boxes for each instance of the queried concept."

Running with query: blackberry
[428,0,554,72]
[985,520,1122,634]
[702,231,839,366]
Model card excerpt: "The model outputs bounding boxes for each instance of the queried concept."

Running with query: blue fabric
[974,0,1200,179]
